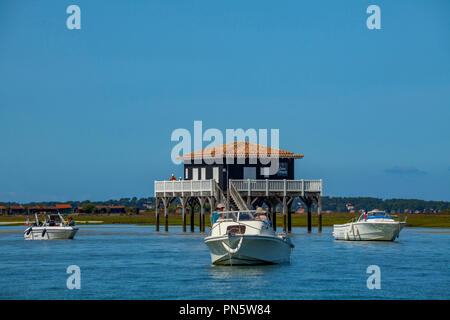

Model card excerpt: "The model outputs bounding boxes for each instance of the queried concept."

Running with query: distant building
[56,204,72,214]
[109,206,126,214]
[29,206,59,214]
[9,206,25,215]
[0,206,5,215]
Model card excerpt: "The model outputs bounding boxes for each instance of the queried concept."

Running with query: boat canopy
[358,211,393,221]
[211,210,270,224]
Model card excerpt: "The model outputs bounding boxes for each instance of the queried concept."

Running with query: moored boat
[332,210,406,241]
[24,213,78,240]
[204,210,294,265]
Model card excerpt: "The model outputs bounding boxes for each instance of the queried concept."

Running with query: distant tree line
[0,197,155,211]
[317,196,449,213]
[1,196,449,213]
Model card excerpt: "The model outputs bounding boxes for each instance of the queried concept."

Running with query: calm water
[0,225,449,300]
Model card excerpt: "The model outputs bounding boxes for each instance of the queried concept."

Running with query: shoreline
[1,212,449,228]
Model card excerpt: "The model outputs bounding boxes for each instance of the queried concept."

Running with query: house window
[262,167,270,178]
[213,167,219,183]
[243,167,256,179]
[185,168,189,179]
[192,168,198,181]
[201,167,206,180]
[278,162,288,177]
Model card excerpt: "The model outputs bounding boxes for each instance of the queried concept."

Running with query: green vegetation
[1,211,449,228]
[1,196,449,213]
[321,197,448,213]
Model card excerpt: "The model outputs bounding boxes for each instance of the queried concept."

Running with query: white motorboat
[204,210,294,265]
[333,210,406,241]
[24,213,78,240]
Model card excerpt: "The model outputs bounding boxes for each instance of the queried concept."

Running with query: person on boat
[67,217,75,226]
[211,203,225,224]
[178,177,182,181]
[255,207,269,224]
[49,217,56,226]
[169,173,176,181]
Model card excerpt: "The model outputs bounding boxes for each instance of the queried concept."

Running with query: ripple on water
[0,225,448,299]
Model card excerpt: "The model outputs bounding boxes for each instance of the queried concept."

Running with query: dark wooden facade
[184,158,295,191]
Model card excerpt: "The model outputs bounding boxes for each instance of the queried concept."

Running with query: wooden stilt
[282,196,287,233]
[155,198,160,232]
[162,198,169,232]
[208,197,215,230]
[317,196,322,233]
[164,205,169,232]
[190,203,195,232]
[271,204,277,231]
[199,197,206,232]
[307,204,312,233]
[180,197,187,232]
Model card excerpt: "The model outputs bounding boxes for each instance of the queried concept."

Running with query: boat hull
[24,227,78,240]
[333,222,406,241]
[204,235,292,265]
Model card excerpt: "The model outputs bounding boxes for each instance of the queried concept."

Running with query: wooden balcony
[154,179,322,198]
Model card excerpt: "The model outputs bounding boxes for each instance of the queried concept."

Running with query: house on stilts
[154,141,322,233]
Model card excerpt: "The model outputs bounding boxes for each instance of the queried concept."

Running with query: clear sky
[0,0,449,203]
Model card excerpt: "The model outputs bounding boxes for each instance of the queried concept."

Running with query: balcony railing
[231,179,322,195]
[154,180,215,197]
[154,179,322,197]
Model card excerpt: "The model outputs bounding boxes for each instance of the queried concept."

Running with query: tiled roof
[177,141,303,160]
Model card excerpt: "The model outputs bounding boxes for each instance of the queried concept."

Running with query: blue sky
[0,0,449,202]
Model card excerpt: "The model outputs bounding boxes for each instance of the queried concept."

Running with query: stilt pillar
[208,196,215,231]
[162,198,170,232]
[307,204,312,233]
[271,204,277,231]
[164,205,169,231]
[199,197,206,232]
[317,196,322,233]
[282,196,287,233]
[190,203,195,232]
[180,197,187,232]
[155,198,160,232]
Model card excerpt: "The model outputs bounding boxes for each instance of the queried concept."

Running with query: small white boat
[204,210,294,265]
[333,210,406,241]
[24,213,78,240]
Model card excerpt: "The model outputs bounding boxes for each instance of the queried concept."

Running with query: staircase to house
[213,180,229,209]
[228,180,249,211]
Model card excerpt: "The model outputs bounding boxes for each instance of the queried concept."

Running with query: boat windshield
[45,214,65,226]
[213,211,270,224]
[358,211,392,221]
